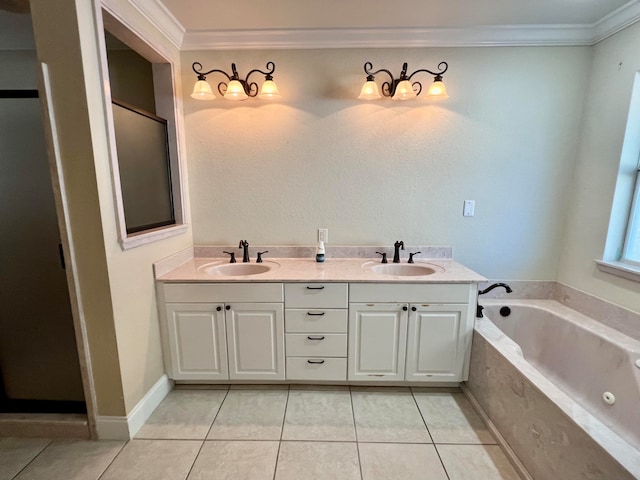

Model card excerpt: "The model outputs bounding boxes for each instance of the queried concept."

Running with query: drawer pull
[307,359,325,364]
[306,286,325,290]
[307,312,325,316]
[307,336,325,341]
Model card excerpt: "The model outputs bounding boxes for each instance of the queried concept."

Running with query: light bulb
[259,79,281,99]
[392,80,416,100]
[191,79,215,100]
[224,80,248,100]
[426,79,449,99]
[358,80,381,100]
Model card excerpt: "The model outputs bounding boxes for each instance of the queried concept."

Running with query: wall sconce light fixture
[191,61,280,101]
[358,61,449,101]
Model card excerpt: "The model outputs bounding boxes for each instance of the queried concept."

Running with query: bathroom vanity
[155,250,485,386]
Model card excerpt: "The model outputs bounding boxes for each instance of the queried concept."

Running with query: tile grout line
[410,387,451,480]
[348,385,365,480]
[10,439,53,480]
[183,386,230,480]
[95,440,128,480]
[271,384,290,480]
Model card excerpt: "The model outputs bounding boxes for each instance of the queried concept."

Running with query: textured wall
[181,46,590,280]
[557,22,640,314]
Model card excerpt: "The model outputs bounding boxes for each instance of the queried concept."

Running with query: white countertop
[156,257,486,283]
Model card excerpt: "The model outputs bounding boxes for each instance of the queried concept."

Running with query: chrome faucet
[393,241,405,263]
[476,283,513,318]
[238,240,250,263]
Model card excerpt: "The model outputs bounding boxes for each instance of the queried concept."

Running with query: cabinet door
[348,304,408,381]
[405,304,468,382]
[226,303,285,380]
[165,303,228,380]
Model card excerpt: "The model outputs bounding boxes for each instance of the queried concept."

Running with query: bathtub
[467,299,640,480]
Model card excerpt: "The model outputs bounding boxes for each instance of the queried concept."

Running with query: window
[98,11,187,249]
[621,163,640,266]
[599,72,640,281]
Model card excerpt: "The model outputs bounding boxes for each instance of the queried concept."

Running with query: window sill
[595,259,640,283]
[120,224,189,250]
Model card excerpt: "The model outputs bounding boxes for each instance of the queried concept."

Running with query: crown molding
[129,0,640,50]
[181,25,597,50]
[592,0,640,43]
[127,0,184,49]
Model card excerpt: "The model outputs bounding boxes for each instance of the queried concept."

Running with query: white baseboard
[96,374,173,440]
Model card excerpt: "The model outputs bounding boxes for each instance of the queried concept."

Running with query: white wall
[558,22,640,314]
[181,46,590,280]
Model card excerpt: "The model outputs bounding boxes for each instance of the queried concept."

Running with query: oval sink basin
[199,261,279,276]
[368,263,443,277]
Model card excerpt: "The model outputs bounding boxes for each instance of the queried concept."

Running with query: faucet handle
[222,251,237,263]
[407,252,421,263]
[256,251,268,263]
[375,252,388,264]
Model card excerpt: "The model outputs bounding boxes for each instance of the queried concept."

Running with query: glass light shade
[191,79,215,100]
[258,79,281,99]
[358,80,381,100]
[223,80,248,100]
[392,80,416,100]
[426,79,449,99]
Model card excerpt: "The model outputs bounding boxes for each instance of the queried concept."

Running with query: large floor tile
[99,439,201,480]
[437,444,521,480]
[0,438,50,480]
[412,391,495,444]
[282,387,355,441]
[275,441,360,480]
[207,389,288,440]
[359,443,448,480]
[351,387,432,443]
[136,390,227,440]
[12,439,123,480]
[187,441,278,480]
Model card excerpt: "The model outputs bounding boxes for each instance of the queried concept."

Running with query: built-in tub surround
[468,299,640,479]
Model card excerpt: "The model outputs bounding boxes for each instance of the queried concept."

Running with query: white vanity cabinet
[349,283,476,383]
[160,283,285,382]
[348,303,408,381]
[165,303,228,381]
[284,283,349,381]
[405,303,470,382]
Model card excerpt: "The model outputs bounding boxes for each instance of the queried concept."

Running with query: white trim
[595,259,640,283]
[96,374,173,440]
[592,0,640,43]
[126,0,640,49]
[121,224,189,250]
[109,0,184,49]
[181,24,597,50]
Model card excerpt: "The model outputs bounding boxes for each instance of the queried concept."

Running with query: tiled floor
[0,386,523,480]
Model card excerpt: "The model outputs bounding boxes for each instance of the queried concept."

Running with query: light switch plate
[318,228,328,242]
[463,200,475,217]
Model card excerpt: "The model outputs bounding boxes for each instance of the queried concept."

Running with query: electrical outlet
[463,200,475,217]
[318,228,328,243]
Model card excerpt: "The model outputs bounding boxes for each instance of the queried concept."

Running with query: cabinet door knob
[411,306,417,311]
[225,305,231,310]
[216,306,222,311]
[402,306,408,311]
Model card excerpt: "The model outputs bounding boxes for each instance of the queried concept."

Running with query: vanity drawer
[286,357,347,381]
[284,283,348,308]
[285,309,348,333]
[286,333,347,357]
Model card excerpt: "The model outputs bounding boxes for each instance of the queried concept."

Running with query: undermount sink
[199,261,279,276]
[365,262,444,277]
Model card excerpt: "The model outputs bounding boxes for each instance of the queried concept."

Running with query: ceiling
[1,0,640,50]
